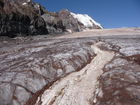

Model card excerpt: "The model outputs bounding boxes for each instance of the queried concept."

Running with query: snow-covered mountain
[56,10,103,33]
[71,12,103,29]
[0,0,102,37]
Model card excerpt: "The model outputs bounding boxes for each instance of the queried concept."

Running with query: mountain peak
[71,12,103,29]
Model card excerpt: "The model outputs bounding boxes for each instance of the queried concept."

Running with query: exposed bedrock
[0,0,48,37]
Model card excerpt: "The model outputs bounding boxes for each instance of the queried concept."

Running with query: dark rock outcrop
[0,0,48,37]
[58,10,82,32]
[41,13,65,34]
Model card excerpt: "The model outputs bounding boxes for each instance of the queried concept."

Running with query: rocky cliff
[0,0,102,37]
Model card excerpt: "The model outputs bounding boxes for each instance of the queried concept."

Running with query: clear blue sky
[34,0,140,28]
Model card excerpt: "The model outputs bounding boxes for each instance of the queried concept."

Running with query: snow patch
[22,0,31,5]
[22,2,27,5]
[71,12,103,29]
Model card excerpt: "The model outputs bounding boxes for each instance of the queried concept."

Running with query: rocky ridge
[0,0,102,37]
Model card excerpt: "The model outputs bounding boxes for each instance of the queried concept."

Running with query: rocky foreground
[35,42,115,105]
[0,28,140,105]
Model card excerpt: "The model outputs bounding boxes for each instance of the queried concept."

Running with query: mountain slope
[0,0,102,37]
[71,12,103,29]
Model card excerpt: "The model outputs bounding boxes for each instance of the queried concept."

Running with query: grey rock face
[41,14,65,34]
[0,0,48,37]
[58,10,82,32]
[0,13,30,37]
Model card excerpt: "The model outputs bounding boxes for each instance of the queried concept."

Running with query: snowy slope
[22,0,31,5]
[71,12,103,29]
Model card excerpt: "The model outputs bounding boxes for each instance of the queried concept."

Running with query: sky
[34,0,140,28]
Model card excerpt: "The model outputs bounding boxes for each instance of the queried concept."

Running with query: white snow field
[71,12,103,29]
